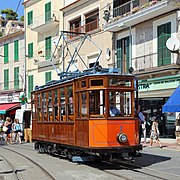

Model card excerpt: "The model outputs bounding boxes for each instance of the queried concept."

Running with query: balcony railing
[69,19,99,39]
[106,0,163,23]
[29,11,59,32]
[131,52,179,74]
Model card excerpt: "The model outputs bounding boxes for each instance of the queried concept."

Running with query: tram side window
[60,87,66,121]
[67,86,74,121]
[42,92,47,121]
[81,92,87,117]
[109,91,132,117]
[54,89,60,121]
[37,94,42,122]
[47,90,53,121]
[31,93,36,119]
[89,90,105,117]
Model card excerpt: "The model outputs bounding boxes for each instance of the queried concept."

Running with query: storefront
[138,74,180,138]
[0,92,21,121]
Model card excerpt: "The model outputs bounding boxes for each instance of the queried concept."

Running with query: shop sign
[0,93,19,103]
[138,78,180,92]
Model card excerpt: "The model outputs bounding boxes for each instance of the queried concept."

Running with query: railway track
[1,143,180,180]
[0,146,55,180]
[98,159,180,180]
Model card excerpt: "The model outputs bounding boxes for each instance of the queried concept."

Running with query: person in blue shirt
[110,103,121,116]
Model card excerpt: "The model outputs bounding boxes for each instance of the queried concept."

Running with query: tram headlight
[117,133,128,143]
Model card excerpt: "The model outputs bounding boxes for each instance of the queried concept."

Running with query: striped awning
[0,103,21,114]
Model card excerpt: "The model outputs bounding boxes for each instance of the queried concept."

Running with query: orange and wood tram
[31,68,142,161]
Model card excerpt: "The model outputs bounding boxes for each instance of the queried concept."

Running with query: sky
[0,0,24,19]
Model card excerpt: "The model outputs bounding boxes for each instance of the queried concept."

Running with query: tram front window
[89,90,105,117]
[109,91,132,117]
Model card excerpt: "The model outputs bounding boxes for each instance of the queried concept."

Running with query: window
[157,22,171,66]
[67,86,74,121]
[27,11,33,25]
[60,87,65,121]
[81,92,87,117]
[45,71,52,83]
[116,36,130,73]
[28,75,34,98]
[45,36,51,60]
[89,90,105,117]
[4,69,9,90]
[47,91,52,121]
[42,92,47,121]
[113,0,139,17]
[28,43,33,58]
[70,17,81,38]
[109,91,132,117]
[45,2,51,22]
[14,67,19,89]
[14,40,19,61]
[85,9,99,32]
[4,43,8,64]
[54,89,60,121]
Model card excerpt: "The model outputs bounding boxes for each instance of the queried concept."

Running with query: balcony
[132,52,180,78]
[29,11,59,33]
[33,49,60,68]
[104,0,179,32]
[68,19,99,39]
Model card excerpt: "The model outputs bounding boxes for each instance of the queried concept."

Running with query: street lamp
[118,22,133,74]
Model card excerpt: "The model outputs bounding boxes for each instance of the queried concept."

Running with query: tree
[1,9,18,20]
[20,16,24,22]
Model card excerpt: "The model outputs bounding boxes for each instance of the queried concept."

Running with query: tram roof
[33,68,135,91]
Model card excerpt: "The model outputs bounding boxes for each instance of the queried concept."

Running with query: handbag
[3,126,8,132]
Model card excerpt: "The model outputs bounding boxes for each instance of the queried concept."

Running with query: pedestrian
[136,105,145,144]
[4,117,12,145]
[14,119,22,144]
[142,112,147,144]
[150,117,162,148]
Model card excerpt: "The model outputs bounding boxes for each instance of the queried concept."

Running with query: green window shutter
[157,22,171,66]
[45,71,52,83]
[116,39,122,72]
[45,36,51,60]
[14,67,19,89]
[125,37,130,73]
[28,43,33,58]
[4,44,8,64]
[4,69,9,90]
[27,11,33,25]
[45,2,51,22]
[14,40,19,61]
[28,75,34,98]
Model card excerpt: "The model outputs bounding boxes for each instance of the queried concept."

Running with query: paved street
[0,138,179,180]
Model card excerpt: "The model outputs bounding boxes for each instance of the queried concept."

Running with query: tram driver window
[89,90,105,117]
[109,91,132,117]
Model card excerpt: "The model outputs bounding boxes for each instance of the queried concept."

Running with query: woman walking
[4,117,12,145]
[150,117,162,148]
[14,119,22,144]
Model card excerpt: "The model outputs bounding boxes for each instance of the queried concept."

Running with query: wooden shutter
[45,36,51,60]
[45,2,51,22]
[14,40,19,61]
[28,43,33,58]
[28,75,34,98]
[4,69,9,90]
[14,67,19,89]
[28,11,33,25]
[117,39,122,71]
[45,72,52,83]
[157,22,171,66]
[4,44,8,64]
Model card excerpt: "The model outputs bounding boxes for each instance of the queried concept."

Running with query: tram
[31,67,142,161]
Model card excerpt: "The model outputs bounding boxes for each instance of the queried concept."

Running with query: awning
[0,103,21,114]
[162,85,180,112]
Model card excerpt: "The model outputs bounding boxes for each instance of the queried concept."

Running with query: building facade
[0,20,25,120]
[104,0,180,137]
[23,0,113,98]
